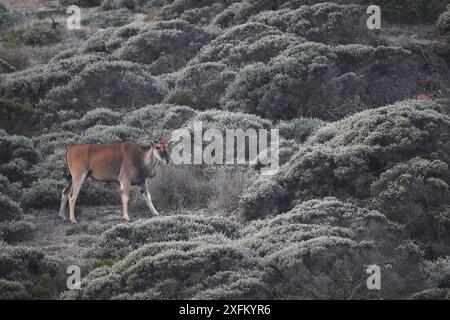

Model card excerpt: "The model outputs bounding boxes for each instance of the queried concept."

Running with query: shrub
[101,0,165,11]
[166,91,194,107]
[239,100,450,224]
[0,189,33,243]
[190,22,303,68]
[157,0,236,25]
[0,131,40,183]
[0,54,104,106]
[0,192,23,223]
[60,0,102,7]
[3,23,61,48]
[61,108,122,133]
[170,62,236,110]
[0,242,59,281]
[21,179,67,209]
[0,3,18,31]
[188,109,273,132]
[0,220,34,243]
[0,48,30,71]
[276,117,325,143]
[369,158,450,254]
[124,104,197,131]
[86,214,242,260]
[221,43,423,120]
[0,279,31,299]
[0,98,34,135]
[86,9,130,28]
[63,198,428,299]
[113,20,217,74]
[250,3,376,45]
[0,242,60,298]
[411,288,450,300]
[362,0,450,24]
[437,5,450,34]
[39,60,169,120]
[421,257,450,289]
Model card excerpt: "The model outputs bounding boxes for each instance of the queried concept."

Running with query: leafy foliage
[240,100,450,257]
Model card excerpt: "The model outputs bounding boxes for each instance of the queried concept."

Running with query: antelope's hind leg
[68,172,88,224]
[58,182,72,221]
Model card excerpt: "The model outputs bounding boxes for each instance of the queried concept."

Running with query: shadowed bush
[239,100,450,256]
[62,198,428,299]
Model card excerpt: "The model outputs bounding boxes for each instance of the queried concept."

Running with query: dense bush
[0,48,30,71]
[276,117,325,143]
[86,9,130,28]
[61,108,122,133]
[188,109,273,132]
[0,3,18,31]
[0,242,60,299]
[39,60,168,121]
[250,3,376,45]
[169,62,236,110]
[113,20,218,74]
[3,23,61,48]
[362,0,450,24]
[0,98,34,135]
[437,5,450,34]
[101,0,168,11]
[62,198,429,299]
[239,100,450,252]
[124,103,197,131]
[60,0,103,7]
[0,130,40,183]
[190,22,303,68]
[369,158,450,252]
[0,54,104,105]
[222,43,424,120]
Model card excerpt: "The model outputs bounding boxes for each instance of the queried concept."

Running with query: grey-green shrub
[190,22,303,68]
[3,23,61,48]
[250,3,376,45]
[169,62,236,110]
[0,3,18,31]
[61,108,123,133]
[39,60,169,120]
[0,130,40,183]
[240,100,450,223]
[86,9,130,28]
[276,117,325,143]
[124,103,197,132]
[221,43,422,120]
[113,20,218,74]
[437,5,450,34]
[62,198,428,299]
[0,54,104,105]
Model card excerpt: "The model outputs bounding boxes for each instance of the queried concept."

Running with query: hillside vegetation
[0,0,449,300]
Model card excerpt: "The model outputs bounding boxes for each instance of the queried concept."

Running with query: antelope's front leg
[119,179,131,222]
[143,178,159,216]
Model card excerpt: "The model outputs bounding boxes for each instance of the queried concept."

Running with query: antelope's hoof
[123,216,130,222]
[59,215,66,221]
[70,219,77,224]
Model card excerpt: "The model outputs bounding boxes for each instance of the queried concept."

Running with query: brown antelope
[59,139,172,224]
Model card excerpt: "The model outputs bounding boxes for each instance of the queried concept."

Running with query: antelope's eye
[156,146,160,150]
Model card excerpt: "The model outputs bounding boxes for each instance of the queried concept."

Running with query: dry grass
[144,7,161,23]
[0,47,30,70]
[130,165,255,212]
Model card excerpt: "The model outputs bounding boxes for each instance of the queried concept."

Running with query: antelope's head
[153,139,172,165]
